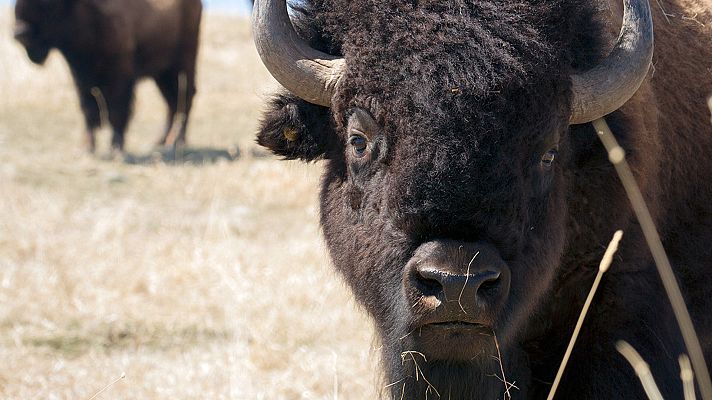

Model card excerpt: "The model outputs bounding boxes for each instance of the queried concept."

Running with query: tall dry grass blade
[616,340,664,400]
[492,330,517,399]
[592,117,712,400]
[546,230,623,400]
[680,354,697,400]
[400,351,440,398]
[87,371,125,400]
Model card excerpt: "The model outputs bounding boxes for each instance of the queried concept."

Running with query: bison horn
[569,0,654,124]
[252,0,345,107]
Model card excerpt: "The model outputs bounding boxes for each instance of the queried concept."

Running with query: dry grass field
[0,7,378,399]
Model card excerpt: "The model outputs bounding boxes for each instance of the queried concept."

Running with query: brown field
[0,7,379,399]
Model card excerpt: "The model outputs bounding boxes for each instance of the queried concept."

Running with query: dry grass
[0,7,378,399]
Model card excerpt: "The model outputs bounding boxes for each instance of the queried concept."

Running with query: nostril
[413,267,444,297]
[415,277,442,297]
[475,270,502,298]
[480,274,500,289]
[479,270,501,284]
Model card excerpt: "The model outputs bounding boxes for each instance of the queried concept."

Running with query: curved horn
[252,0,345,107]
[569,0,654,124]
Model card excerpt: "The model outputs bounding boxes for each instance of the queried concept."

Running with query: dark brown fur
[14,0,202,152]
[257,0,712,398]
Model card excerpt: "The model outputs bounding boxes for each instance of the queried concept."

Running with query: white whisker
[457,251,479,314]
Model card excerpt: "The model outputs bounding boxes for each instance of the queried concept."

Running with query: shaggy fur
[257,0,712,398]
[14,0,202,152]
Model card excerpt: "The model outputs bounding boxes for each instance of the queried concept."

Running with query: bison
[253,0,712,398]
[13,0,202,153]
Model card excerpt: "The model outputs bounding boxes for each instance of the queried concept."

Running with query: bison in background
[253,0,712,398]
[13,0,202,153]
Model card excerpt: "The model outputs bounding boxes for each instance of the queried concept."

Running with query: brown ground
[0,8,378,399]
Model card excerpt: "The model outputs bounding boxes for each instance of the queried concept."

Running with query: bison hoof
[110,147,126,161]
[163,137,186,149]
[82,135,96,154]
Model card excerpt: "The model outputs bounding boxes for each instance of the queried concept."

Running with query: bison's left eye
[349,134,368,158]
[540,148,558,168]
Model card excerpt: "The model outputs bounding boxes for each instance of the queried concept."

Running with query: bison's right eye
[540,148,558,169]
[349,134,368,158]
[346,108,379,162]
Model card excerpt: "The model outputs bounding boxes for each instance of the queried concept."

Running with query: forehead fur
[306,0,604,134]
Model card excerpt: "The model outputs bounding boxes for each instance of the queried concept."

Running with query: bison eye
[541,148,558,168]
[349,134,368,158]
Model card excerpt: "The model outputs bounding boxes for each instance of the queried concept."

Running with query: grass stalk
[616,340,664,400]
[680,354,697,400]
[87,371,125,400]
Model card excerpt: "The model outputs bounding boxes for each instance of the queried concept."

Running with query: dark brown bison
[254,0,712,398]
[13,0,202,153]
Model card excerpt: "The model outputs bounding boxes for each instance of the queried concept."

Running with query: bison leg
[105,79,136,153]
[155,4,200,149]
[155,68,196,148]
[77,86,101,153]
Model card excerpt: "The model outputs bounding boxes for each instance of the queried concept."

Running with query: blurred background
[0,1,378,398]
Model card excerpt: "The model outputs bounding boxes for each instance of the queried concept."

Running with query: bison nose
[414,264,504,308]
[404,240,511,319]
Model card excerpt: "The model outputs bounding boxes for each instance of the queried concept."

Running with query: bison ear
[257,93,337,161]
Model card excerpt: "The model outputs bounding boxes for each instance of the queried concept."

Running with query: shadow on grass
[121,146,242,165]
[25,323,233,357]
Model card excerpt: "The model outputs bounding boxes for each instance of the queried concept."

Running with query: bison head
[254,0,652,397]
[14,0,76,64]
